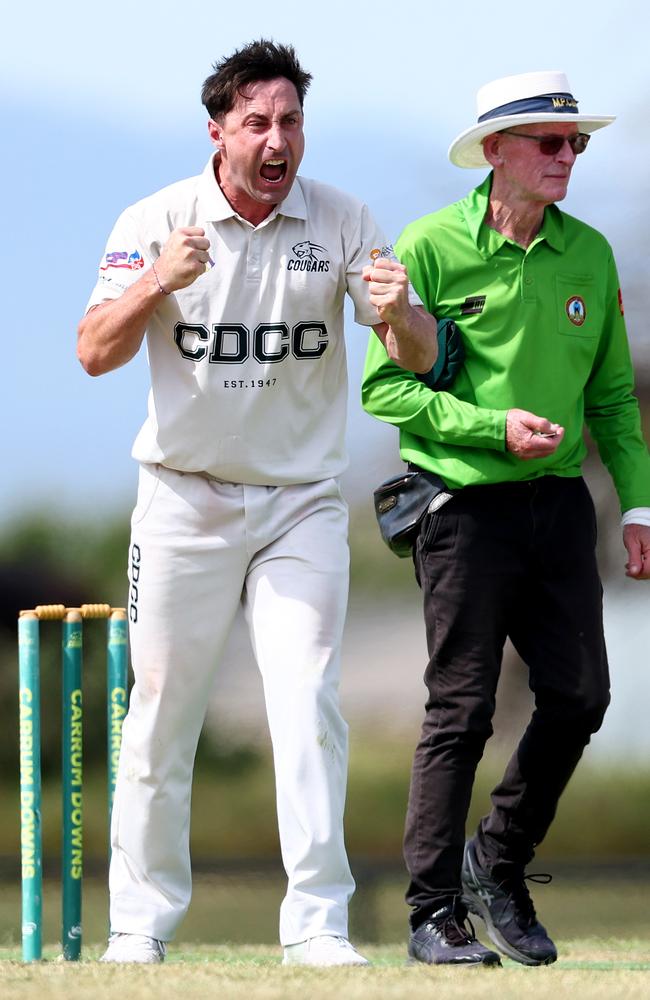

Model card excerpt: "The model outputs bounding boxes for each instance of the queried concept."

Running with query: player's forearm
[376,306,438,373]
[77,269,165,376]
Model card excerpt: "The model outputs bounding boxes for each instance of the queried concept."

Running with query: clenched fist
[154,227,212,293]
[363,257,410,328]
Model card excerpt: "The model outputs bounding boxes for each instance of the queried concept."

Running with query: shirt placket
[520,254,537,303]
[520,247,537,304]
[247,229,262,283]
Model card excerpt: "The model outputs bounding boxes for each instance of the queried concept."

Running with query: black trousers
[404,475,610,929]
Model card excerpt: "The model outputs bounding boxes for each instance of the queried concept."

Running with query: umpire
[362,70,650,967]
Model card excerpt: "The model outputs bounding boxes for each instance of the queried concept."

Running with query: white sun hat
[448,70,615,169]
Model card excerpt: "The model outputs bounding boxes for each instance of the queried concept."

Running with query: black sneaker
[461,838,558,966]
[408,902,501,966]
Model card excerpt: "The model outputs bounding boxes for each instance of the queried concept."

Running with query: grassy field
[2,866,650,947]
[2,738,649,996]
[0,941,649,1000]
[1,874,649,998]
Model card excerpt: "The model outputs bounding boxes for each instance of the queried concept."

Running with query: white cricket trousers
[109,463,355,945]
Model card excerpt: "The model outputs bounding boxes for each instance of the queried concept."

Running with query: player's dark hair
[202,39,312,120]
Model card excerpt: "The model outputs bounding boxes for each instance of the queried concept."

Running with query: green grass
[1,871,649,999]
[2,859,650,949]
[1,872,649,950]
[2,737,649,997]
[0,942,649,1000]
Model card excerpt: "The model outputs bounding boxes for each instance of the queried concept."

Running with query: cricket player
[77,39,437,965]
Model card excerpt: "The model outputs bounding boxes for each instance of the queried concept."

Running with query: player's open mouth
[260,159,287,183]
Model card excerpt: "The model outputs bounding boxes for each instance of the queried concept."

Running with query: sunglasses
[501,130,590,156]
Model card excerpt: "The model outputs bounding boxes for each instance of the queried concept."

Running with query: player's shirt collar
[198,154,307,225]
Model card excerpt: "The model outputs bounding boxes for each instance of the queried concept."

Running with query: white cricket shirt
[87,154,418,485]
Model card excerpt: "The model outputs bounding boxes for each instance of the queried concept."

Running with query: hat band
[478,92,579,123]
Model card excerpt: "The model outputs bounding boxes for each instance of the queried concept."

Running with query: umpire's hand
[623,523,650,580]
[506,408,565,459]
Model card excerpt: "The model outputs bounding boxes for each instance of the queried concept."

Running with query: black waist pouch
[373,468,455,557]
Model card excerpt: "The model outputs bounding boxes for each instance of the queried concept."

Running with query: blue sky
[2,0,649,520]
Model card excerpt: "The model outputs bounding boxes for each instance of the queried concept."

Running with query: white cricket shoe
[100,933,166,964]
[283,935,369,966]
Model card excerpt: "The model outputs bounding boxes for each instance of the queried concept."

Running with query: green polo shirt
[362,175,650,511]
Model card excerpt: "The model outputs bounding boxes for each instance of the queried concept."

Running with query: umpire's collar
[197,154,308,225]
[463,173,566,258]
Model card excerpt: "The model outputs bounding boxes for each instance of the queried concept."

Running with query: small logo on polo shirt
[566,295,586,326]
[618,288,625,316]
[287,241,331,272]
[100,249,144,271]
[460,295,486,315]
